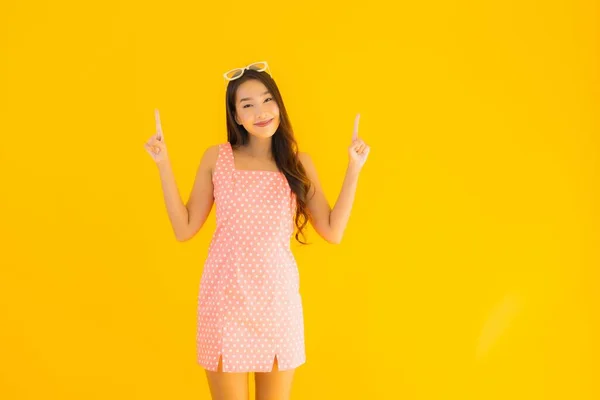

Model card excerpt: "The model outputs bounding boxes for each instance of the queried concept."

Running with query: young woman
[144,61,370,400]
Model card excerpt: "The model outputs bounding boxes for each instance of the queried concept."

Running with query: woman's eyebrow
[239,91,271,103]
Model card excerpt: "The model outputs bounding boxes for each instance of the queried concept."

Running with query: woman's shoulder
[202,143,221,158]
[205,141,232,156]
[199,143,227,174]
[297,151,315,168]
[205,142,224,154]
[296,151,320,185]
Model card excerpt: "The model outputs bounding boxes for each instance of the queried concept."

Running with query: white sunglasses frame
[223,61,272,89]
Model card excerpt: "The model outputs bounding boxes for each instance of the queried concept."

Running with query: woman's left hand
[348,113,370,170]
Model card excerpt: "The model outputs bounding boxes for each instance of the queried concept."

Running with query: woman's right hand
[144,108,169,164]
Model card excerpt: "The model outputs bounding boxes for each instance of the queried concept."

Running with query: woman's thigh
[254,356,296,400]
[204,355,249,400]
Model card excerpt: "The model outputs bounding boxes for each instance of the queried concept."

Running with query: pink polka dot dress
[196,142,306,373]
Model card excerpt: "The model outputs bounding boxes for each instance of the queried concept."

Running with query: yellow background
[1,0,598,399]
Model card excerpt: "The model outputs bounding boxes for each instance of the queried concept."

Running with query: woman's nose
[256,108,269,118]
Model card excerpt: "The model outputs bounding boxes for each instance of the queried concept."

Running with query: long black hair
[225,69,312,245]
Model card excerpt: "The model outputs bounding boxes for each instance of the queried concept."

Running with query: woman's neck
[242,136,273,159]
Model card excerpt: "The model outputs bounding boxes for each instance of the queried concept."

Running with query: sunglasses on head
[223,61,272,89]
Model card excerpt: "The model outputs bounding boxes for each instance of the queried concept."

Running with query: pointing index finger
[155,108,163,140]
[352,113,360,141]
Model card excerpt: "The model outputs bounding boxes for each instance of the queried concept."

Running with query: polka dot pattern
[196,142,306,373]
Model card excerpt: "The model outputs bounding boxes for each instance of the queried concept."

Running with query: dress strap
[212,142,235,200]
[215,142,235,175]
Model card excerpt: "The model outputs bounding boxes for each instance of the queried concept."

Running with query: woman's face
[234,79,280,139]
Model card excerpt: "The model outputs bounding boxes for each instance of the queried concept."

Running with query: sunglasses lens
[248,62,267,71]
[225,69,244,80]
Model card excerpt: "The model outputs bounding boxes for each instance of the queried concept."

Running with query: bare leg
[204,354,249,400]
[254,356,296,400]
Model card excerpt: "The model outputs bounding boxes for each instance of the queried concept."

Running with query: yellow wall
[1,0,598,398]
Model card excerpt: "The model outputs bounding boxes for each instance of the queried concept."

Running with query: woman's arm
[299,154,363,244]
[156,145,218,242]
[299,114,370,244]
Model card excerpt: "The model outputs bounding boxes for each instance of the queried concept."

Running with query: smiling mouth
[254,118,273,127]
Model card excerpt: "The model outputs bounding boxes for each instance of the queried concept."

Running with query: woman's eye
[243,98,273,108]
